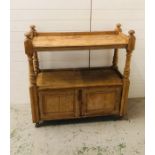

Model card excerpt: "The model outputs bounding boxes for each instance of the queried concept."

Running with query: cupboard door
[39,89,79,120]
[82,87,122,116]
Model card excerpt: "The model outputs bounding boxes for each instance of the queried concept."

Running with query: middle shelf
[37,67,123,90]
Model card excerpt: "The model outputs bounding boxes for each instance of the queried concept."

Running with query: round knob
[30,25,36,31]
[128,30,135,35]
[116,23,121,28]
[115,23,122,32]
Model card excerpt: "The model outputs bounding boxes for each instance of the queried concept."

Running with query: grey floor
[11,98,144,155]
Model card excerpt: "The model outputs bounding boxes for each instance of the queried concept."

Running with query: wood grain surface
[37,67,123,89]
[32,31,129,51]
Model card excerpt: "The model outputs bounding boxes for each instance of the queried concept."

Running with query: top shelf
[32,31,128,50]
[32,31,129,51]
[24,24,135,52]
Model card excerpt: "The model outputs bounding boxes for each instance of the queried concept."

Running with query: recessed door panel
[82,87,122,116]
[39,89,79,120]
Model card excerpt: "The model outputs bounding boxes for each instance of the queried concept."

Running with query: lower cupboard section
[38,86,122,120]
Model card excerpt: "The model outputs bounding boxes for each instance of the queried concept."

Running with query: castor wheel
[35,121,42,127]
[113,115,123,121]
[122,115,129,121]
[35,122,41,128]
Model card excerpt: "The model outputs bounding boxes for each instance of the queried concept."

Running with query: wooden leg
[29,86,40,123]
[120,80,130,116]
[123,81,130,115]
[120,48,132,116]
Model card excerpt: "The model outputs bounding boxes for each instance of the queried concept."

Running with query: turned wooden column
[112,23,122,69]
[33,51,40,75]
[24,27,39,123]
[30,25,40,74]
[120,30,136,116]
[24,32,36,85]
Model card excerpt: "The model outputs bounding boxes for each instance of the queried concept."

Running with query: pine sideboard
[24,24,136,127]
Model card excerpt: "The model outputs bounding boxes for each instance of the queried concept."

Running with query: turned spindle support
[112,49,119,70]
[120,30,136,116]
[29,25,40,74]
[112,24,122,69]
[33,51,40,75]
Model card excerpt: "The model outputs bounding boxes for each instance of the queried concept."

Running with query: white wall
[11,0,145,104]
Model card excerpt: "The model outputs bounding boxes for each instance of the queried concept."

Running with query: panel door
[82,87,122,116]
[39,89,79,120]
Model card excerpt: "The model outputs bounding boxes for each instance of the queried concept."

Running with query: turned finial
[30,25,36,31]
[128,30,136,51]
[24,32,31,39]
[30,25,37,36]
[128,30,135,36]
[115,23,122,32]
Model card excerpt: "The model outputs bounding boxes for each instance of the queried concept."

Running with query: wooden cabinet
[24,24,135,127]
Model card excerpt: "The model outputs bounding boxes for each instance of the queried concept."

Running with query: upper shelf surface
[32,31,129,51]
